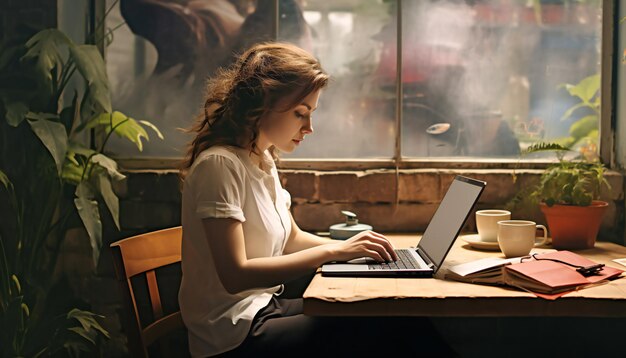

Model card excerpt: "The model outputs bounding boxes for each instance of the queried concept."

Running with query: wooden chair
[110,226,187,357]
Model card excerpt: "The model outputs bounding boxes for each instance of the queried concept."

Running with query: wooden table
[303,234,626,317]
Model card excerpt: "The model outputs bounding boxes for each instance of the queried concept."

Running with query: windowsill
[116,157,578,171]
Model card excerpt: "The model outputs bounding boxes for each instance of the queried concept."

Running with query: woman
[179,42,453,357]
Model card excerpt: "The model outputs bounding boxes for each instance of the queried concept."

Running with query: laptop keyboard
[368,249,421,270]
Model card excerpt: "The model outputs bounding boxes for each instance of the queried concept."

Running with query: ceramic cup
[497,220,549,258]
[476,210,511,242]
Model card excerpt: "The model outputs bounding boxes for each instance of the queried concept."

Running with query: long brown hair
[180,42,329,179]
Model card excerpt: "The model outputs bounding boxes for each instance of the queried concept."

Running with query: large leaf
[86,111,150,151]
[66,142,97,166]
[70,45,111,117]
[94,171,120,230]
[576,74,600,103]
[5,102,29,127]
[27,113,68,175]
[563,74,600,104]
[67,308,109,338]
[569,115,598,141]
[59,91,79,133]
[559,102,586,122]
[91,154,125,181]
[74,183,102,267]
[64,308,109,356]
[22,29,72,83]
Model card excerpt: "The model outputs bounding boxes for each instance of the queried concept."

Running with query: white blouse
[179,146,292,357]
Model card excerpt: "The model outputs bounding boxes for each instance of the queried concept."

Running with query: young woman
[179,42,454,357]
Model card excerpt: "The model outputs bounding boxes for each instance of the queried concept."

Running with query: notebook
[446,250,624,300]
[321,175,486,277]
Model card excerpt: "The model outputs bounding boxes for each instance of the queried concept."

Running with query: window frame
[100,0,617,172]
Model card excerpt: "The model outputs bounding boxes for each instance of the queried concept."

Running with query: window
[104,0,607,168]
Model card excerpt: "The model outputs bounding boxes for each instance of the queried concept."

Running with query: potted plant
[0,26,162,356]
[523,142,610,250]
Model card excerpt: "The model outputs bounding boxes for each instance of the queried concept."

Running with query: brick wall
[281,169,624,236]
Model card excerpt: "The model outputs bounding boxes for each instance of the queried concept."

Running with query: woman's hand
[328,231,398,263]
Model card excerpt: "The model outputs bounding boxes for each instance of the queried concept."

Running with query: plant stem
[55,60,76,107]
[89,0,120,44]
[94,21,127,46]
[99,116,129,153]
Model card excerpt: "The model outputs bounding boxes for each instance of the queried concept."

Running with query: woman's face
[258,89,321,153]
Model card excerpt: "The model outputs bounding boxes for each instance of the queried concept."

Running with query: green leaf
[62,160,85,185]
[562,74,600,103]
[0,169,12,190]
[578,74,600,104]
[86,111,150,151]
[63,143,97,184]
[67,308,109,338]
[74,183,102,267]
[569,115,598,141]
[559,102,586,122]
[22,29,72,83]
[94,172,120,230]
[522,142,570,155]
[91,154,125,181]
[139,119,164,140]
[27,114,68,175]
[66,142,96,166]
[60,91,79,133]
[11,274,21,294]
[69,45,111,115]
[5,102,29,127]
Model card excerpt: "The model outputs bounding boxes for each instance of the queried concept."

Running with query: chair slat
[146,270,164,320]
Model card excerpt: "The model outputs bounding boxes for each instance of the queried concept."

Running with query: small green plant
[523,142,609,207]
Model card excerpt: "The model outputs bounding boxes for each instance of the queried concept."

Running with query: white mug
[497,220,549,258]
[476,210,511,242]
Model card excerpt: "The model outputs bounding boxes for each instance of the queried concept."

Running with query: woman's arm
[282,212,334,254]
[202,217,397,294]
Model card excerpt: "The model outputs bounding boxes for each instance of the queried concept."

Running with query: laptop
[321,175,486,277]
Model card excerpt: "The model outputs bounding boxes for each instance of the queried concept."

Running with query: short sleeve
[188,154,246,222]
[281,188,291,210]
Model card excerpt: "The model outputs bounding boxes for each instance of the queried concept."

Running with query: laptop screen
[417,176,485,271]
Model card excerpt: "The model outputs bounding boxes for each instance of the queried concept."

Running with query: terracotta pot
[540,200,608,250]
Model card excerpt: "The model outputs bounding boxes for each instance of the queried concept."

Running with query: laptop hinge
[416,247,436,271]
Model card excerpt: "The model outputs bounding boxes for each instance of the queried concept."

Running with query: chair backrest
[110,226,185,357]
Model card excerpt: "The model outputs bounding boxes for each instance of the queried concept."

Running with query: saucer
[461,234,500,251]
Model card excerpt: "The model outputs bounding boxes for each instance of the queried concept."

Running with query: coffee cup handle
[534,225,549,246]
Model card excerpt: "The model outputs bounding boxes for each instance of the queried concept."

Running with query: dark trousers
[217,274,457,357]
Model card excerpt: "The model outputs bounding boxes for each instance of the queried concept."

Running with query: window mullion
[600,0,615,168]
[395,0,403,164]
